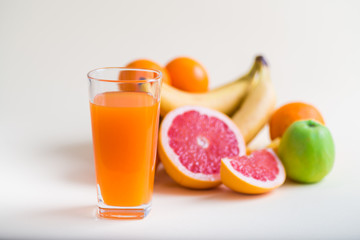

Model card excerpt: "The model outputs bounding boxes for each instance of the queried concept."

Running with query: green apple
[278,120,335,183]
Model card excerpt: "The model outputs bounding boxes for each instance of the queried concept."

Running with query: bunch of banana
[160,55,276,144]
[160,58,260,117]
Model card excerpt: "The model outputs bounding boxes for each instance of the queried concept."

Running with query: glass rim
[87,67,162,83]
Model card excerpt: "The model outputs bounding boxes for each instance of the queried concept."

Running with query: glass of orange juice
[87,67,162,219]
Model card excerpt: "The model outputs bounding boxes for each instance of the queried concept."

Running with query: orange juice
[90,91,159,207]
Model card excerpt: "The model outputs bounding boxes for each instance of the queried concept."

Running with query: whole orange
[165,57,209,92]
[269,102,325,140]
[120,59,171,84]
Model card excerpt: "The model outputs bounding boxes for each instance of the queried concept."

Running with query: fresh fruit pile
[122,56,335,194]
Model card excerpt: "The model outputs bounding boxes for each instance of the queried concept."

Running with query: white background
[1,0,360,239]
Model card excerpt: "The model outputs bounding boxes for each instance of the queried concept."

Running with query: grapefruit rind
[158,141,220,189]
[159,105,246,189]
[220,149,285,194]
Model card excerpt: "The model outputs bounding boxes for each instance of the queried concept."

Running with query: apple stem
[308,121,317,127]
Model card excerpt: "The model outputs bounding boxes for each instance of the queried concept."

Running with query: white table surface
[1,0,360,239]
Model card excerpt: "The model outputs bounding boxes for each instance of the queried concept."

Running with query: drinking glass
[87,67,161,219]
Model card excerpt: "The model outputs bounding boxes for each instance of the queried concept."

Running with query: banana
[232,56,276,144]
[246,137,281,155]
[160,59,260,117]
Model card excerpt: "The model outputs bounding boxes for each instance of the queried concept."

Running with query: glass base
[96,184,152,219]
[97,202,151,220]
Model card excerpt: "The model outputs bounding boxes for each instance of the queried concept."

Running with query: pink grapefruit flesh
[221,149,285,194]
[158,106,246,189]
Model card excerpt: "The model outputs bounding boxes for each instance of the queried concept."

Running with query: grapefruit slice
[158,106,246,189]
[221,149,285,194]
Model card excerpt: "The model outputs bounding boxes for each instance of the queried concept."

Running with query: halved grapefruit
[158,106,246,189]
[221,149,285,194]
